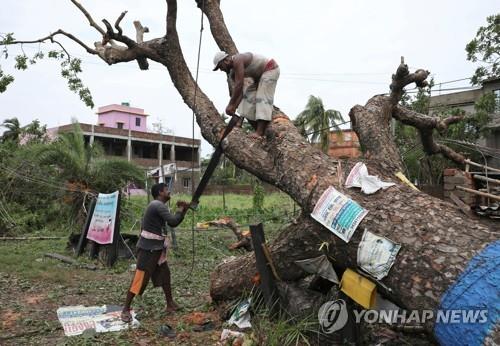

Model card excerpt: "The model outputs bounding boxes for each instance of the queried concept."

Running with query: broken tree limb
[133,21,149,44]
[44,253,97,270]
[0,236,64,241]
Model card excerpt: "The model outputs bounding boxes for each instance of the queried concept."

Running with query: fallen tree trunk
[6,0,499,344]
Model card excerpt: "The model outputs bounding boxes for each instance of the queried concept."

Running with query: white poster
[357,229,401,280]
[310,186,368,242]
[56,305,138,337]
[86,191,119,245]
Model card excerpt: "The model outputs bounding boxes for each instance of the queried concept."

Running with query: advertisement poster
[311,186,368,242]
[357,229,401,280]
[56,305,138,336]
[86,191,119,244]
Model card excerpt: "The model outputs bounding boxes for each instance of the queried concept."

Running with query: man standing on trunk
[121,183,190,322]
[213,51,280,138]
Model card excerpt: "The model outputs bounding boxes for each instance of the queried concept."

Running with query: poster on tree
[86,191,119,244]
[311,186,368,242]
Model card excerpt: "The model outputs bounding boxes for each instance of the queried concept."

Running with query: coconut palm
[0,117,22,143]
[37,122,144,221]
[294,96,343,153]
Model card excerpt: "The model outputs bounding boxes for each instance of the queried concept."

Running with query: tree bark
[6,0,499,343]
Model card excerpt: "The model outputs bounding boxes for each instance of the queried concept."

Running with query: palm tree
[0,117,21,143]
[37,122,144,221]
[294,96,343,154]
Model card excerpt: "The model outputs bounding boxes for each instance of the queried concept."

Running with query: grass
[0,192,304,345]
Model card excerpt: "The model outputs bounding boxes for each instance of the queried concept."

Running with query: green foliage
[0,32,94,107]
[0,67,14,92]
[0,117,21,143]
[395,84,494,185]
[295,95,344,153]
[466,14,500,85]
[1,117,48,144]
[252,180,265,212]
[0,121,144,234]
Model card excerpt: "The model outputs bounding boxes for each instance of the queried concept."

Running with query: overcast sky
[0,1,496,156]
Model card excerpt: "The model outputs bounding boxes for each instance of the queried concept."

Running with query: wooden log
[449,192,476,218]
[473,174,500,185]
[76,198,96,257]
[0,236,64,241]
[464,159,500,174]
[456,186,500,201]
[106,191,121,267]
[250,223,279,315]
[44,252,96,270]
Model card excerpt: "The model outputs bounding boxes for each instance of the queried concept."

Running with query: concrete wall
[328,130,362,159]
[443,168,476,206]
[97,104,147,132]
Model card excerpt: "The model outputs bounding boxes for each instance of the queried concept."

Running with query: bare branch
[114,11,128,36]
[10,29,98,55]
[389,57,430,105]
[394,106,466,164]
[133,21,149,44]
[197,0,238,54]
[69,0,105,36]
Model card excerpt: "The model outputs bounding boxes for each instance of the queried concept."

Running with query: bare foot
[166,302,180,313]
[248,132,263,140]
[121,310,132,323]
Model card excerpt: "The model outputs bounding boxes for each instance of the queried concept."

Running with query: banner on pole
[86,191,119,245]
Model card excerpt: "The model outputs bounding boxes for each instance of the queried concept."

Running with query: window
[344,133,352,141]
[494,89,500,112]
[183,177,190,189]
[116,122,124,129]
[135,117,141,127]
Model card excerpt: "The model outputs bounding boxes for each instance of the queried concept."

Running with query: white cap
[213,51,229,71]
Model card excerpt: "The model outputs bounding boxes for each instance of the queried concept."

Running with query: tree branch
[10,29,98,55]
[114,11,128,37]
[389,56,430,105]
[133,21,149,44]
[196,0,238,54]
[393,107,466,164]
[69,0,105,36]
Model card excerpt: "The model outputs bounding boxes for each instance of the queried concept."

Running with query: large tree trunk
[8,0,499,344]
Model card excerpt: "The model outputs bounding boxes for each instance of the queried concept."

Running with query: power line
[303,119,352,136]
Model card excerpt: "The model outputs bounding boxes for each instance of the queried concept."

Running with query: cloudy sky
[0,0,495,156]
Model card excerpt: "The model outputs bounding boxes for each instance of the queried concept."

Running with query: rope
[181,0,206,281]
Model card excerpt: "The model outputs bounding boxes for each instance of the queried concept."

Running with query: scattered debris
[474,203,500,219]
[228,298,252,329]
[295,255,339,284]
[395,171,419,191]
[345,162,395,194]
[158,324,176,338]
[44,253,97,270]
[357,229,401,280]
[310,186,368,242]
[208,217,252,251]
[0,236,64,241]
[220,329,244,343]
[56,305,139,336]
[340,269,376,309]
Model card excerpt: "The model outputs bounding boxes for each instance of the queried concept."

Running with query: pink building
[97,102,148,132]
[49,102,201,193]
